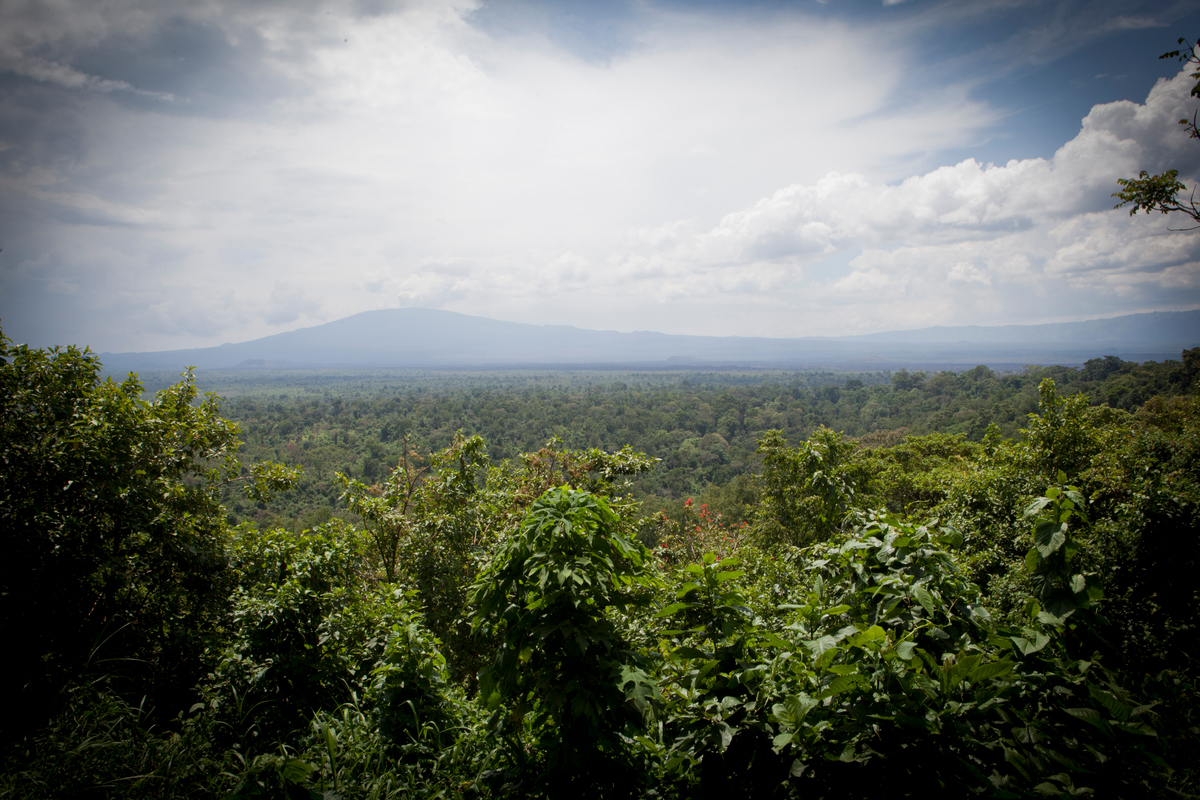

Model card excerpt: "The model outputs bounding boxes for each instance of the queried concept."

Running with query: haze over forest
[98,308,1200,375]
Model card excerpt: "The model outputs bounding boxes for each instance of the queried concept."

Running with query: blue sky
[1,0,1198,352]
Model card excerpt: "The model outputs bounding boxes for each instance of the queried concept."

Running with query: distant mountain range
[97,308,1200,375]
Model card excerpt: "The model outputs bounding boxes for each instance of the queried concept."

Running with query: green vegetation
[3,323,1199,798]
[212,353,1196,529]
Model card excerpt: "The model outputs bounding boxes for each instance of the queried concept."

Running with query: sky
[1,0,1199,353]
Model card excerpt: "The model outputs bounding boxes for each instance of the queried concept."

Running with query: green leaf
[654,602,694,618]
[1112,722,1157,736]
[1043,593,1078,620]
[820,604,852,616]
[969,659,1014,684]
[759,631,791,649]
[1024,496,1053,517]
[934,528,963,548]
[1065,707,1108,731]
[804,635,839,659]
[1088,685,1131,722]
[671,646,709,661]
[1034,521,1066,557]
[857,625,886,642]
[816,673,867,699]
[912,585,936,617]
[1011,631,1050,655]
[719,723,735,751]
[619,664,656,713]
[279,758,316,785]
[1036,610,1066,628]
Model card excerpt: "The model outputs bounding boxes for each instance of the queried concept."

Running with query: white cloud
[947,262,991,285]
[589,61,1200,332]
[1,1,1198,350]
[833,268,891,293]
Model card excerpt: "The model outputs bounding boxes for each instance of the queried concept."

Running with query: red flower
[684,498,693,507]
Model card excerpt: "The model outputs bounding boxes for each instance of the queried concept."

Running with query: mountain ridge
[96,308,1200,374]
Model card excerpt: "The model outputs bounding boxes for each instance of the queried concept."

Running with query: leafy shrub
[754,427,864,548]
[470,487,657,797]
[370,602,453,744]
[0,683,234,800]
[204,522,409,743]
[0,331,295,742]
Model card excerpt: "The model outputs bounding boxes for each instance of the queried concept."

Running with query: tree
[0,327,296,740]
[470,488,656,797]
[754,427,864,547]
[1112,37,1200,229]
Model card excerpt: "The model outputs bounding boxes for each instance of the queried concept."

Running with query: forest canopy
[2,325,1198,799]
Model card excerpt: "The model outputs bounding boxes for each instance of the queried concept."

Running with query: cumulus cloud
[0,0,1197,349]
[596,62,1200,331]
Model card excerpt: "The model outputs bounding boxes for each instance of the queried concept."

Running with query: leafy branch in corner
[1112,37,1200,230]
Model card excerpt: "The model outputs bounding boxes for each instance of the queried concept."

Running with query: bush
[1,334,241,739]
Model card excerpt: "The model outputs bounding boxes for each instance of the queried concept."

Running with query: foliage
[854,431,983,517]
[765,513,1169,797]
[203,522,407,743]
[1021,476,1103,630]
[370,601,453,744]
[652,552,787,797]
[0,330,294,742]
[6,327,1200,799]
[1112,169,1198,227]
[470,487,656,797]
[754,427,865,547]
[0,684,234,800]
[216,352,1197,529]
[653,497,751,564]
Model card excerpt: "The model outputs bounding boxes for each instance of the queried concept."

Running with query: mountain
[854,311,1200,344]
[96,308,1200,375]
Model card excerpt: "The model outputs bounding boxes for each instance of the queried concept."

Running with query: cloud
[1,0,1198,350]
[833,268,891,293]
[264,281,319,325]
[0,54,173,98]
[599,61,1200,324]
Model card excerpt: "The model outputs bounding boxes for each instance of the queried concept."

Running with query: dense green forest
[3,327,1199,799]
[214,353,1197,529]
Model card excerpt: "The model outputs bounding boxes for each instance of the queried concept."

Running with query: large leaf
[653,602,694,618]
[619,664,657,713]
[1011,630,1050,655]
[816,673,867,699]
[804,635,839,659]
[912,585,936,617]
[1034,521,1066,558]
[969,659,1014,684]
[1088,685,1131,722]
[1065,707,1108,731]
